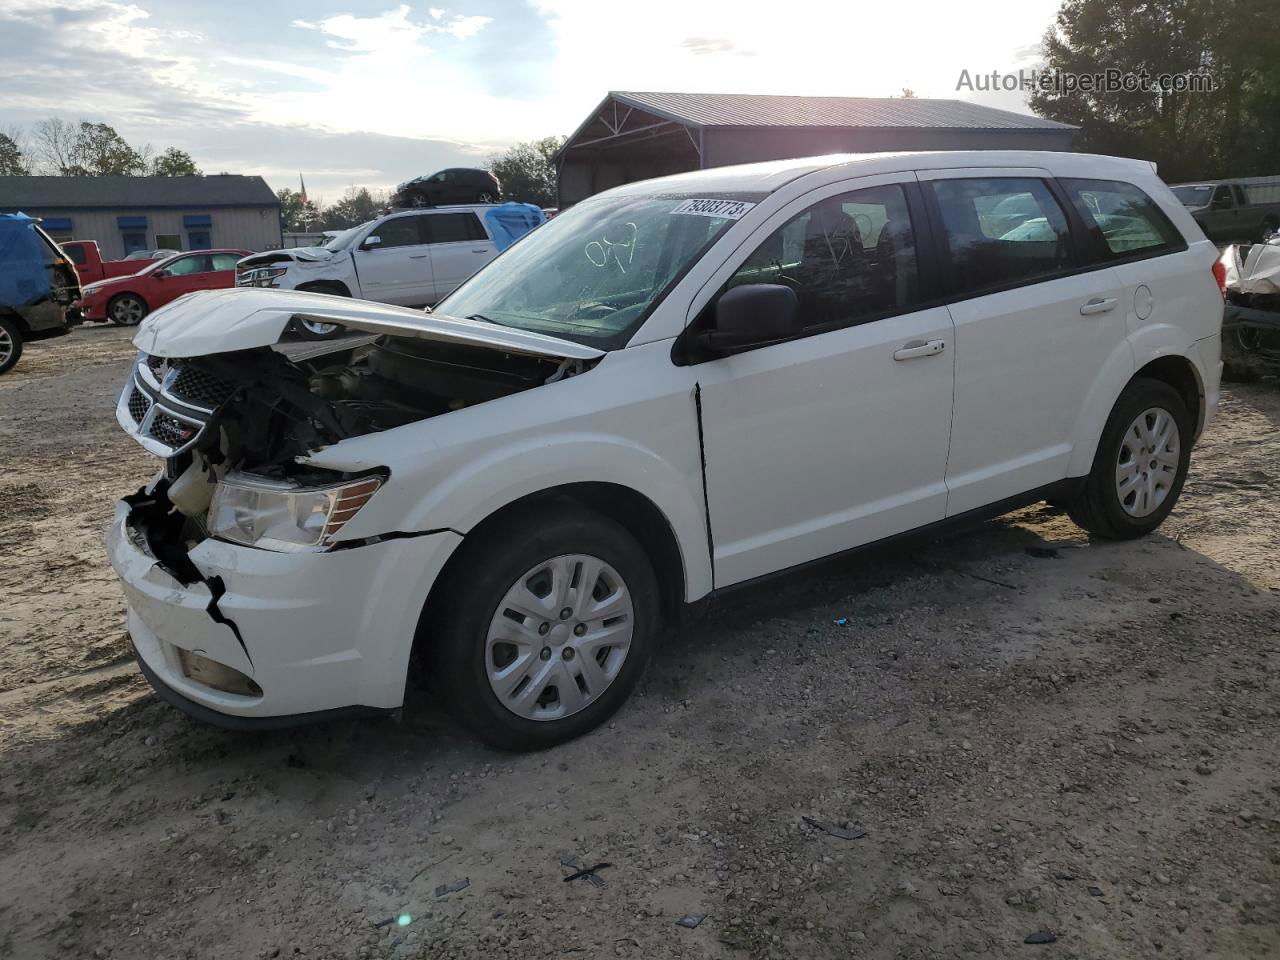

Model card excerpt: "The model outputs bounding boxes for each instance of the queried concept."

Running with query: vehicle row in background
[0,213,82,375]
[1171,176,1280,242]
[78,250,250,326]
[236,202,544,338]
[1216,233,1280,381]
[60,240,170,285]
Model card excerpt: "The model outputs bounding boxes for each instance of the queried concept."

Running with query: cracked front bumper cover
[106,499,462,724]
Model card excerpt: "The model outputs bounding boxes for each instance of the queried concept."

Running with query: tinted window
[427,212,486,244]
[725,184,919,331]
[371,215,424,248]
[1212,185,1234,207]
[165,255,212,276]
[1060,179,1184,259]
[930,178,1072,295]
[210,253,242,270]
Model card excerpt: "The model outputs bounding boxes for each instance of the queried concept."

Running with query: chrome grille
[116,352,220,457]
[170,366,235,409]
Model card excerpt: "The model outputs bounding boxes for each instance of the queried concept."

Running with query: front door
[354,214,434,305]
[693,178,955,587]
[918,170,1131,515]
[425,211,495,303]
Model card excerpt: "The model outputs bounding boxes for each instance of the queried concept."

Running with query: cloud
[681,36,755,57]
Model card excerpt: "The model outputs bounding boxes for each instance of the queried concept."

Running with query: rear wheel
[476,189,497,204]
[108,293,148,326]
[1259,217,1279,242]
[0,316,23,375]
[1068,378,1192,539]
[432,505,659,751]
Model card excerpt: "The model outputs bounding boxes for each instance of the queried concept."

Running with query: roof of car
[600,150,1159,198]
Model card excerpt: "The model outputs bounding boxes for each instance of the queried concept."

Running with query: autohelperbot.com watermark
[957,68,1216,95]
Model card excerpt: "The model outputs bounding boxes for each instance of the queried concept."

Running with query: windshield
[435,192,762,347]
[323,223,368,251]
[1172,185,1212,206]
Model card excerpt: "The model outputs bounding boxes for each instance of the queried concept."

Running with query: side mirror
[697,284,801,354]
[361,235,382,250]
[154,269,171,278]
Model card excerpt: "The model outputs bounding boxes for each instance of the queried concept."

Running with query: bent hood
[132,287,604,361]
[239,247,335,267]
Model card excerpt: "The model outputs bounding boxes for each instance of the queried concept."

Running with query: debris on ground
[562,862,611,884]
[434,879,470,898]
[801,816,867,840]
[1024,930,1057,944]
[676,914,707,929]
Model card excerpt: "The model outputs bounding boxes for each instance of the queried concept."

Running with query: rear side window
[724,183,920,331]
[427,212,487,244]
[929,178,1073,296]
[1059,179,1185,260]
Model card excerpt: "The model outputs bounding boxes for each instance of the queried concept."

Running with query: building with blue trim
[0,175,281,258]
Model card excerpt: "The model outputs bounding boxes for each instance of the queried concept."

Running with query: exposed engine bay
[117,330,592,539]
[1218,237,1280,380]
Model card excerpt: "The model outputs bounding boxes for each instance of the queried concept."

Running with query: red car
[80,249,250,325]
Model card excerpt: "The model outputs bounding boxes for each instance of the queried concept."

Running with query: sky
[0,0,1063,204]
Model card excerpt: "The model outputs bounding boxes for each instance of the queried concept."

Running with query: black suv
[0,214,82,375]
[392,168,502,208]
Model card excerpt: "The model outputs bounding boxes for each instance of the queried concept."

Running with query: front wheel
[432,505,659,751]
[0,316,23,375]
[1068,378,1192,539]
[108,294,148,326]
[293,283,351,339]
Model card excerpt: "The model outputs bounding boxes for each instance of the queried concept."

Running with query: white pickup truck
[237,203,543,337]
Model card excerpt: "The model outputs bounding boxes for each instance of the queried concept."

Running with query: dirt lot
[0,325,1277,960]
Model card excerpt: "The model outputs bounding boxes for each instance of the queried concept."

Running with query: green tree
[1030,0,1280,180]
[488,136,565,207]
[322,186,388,230]
[33,118,146,175]
[276,187,323,231]
[0,132,28,175]
[151,147,200,176]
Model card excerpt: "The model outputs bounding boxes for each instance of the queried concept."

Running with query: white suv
[236,204,543,337]
[108,151,1222,750]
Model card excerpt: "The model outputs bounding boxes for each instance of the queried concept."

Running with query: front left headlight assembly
[208,473,383,552]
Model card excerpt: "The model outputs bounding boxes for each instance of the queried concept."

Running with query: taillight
[1211,260,1227,295]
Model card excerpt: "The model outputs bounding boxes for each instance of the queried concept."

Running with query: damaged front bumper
[107,496,461,727]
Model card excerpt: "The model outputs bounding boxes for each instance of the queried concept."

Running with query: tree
[151,147,200,177]
[32,118,146,175]
[322,187,388,230]
[0,130,28,175]
[897,88,919,98]
[488,136,565,208]
[1030,0,1280,180]
[276,187,323,232]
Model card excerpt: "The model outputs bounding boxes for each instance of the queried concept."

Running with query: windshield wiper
[466,313,505,326]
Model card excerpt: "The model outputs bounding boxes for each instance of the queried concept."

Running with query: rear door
[425,211,495,302]
[354,214,434,305]
[918,169,1130,514]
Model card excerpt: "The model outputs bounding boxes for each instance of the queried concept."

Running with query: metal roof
[0,174,279,211]
[610,91,1076,131]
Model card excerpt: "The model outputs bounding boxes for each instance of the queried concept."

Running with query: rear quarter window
[1059,179,1186,261]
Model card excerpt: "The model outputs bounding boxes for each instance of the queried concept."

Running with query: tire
[1222,360,1260,384]
[1067,378,1193,540]
[431,504,660,751]
[476,190,497,204]
[0,316,23,375]
[293,283,350,339]
[405,190,432,209]
[108,293,148,326]
[1259,217,1279,243]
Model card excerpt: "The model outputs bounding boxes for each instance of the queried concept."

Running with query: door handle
[1079,297,1118,316]
[409,254,428,259]
[471,248,489,254]
[893,339,945,361]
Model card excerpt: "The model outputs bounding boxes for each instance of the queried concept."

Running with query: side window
[165,255,211,276]
[1212,185,1234,208]
[427,213,487,244]
[371,215,424,248]
[210,253,242,270]
[1059,179,1185,259]
[724,183,920,331]
[929,178,1072,295]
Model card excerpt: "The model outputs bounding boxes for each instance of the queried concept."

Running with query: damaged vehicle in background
[0,213,83,375]
[1215,235,1280,381]
[108,151,1221,750]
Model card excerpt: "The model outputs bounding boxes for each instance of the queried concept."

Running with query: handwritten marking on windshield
[585,222,638,273]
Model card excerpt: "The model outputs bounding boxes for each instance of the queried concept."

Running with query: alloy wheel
[299,319,340,337]
[0,325,13,368]
[1115,406,1181,518]
[485,554,634,721]
[112,296,145,325]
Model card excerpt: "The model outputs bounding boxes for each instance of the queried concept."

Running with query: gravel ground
[0,324,1277,960]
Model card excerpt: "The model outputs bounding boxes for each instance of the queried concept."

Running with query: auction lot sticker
[670,198,756,220]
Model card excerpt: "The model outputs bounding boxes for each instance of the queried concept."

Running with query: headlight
[236,266,290,287]
[208,473,382,552]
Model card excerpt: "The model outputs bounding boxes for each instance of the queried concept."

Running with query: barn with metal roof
[556,92,1078,206]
